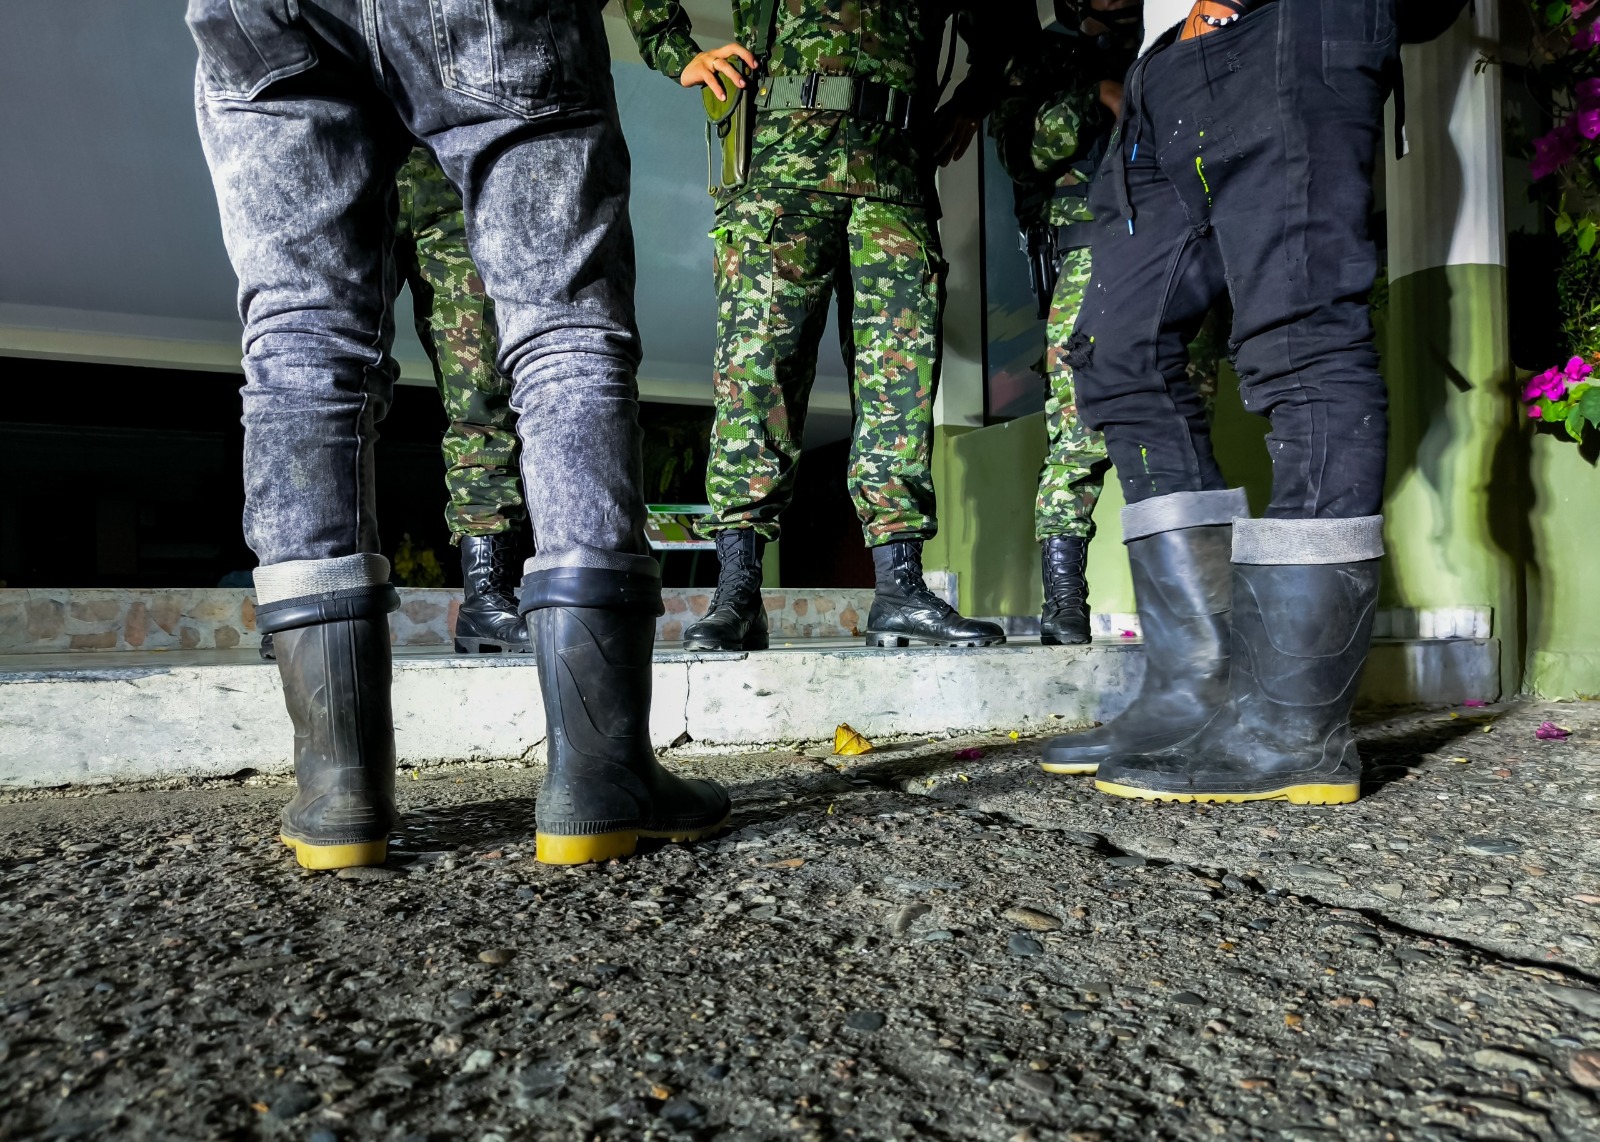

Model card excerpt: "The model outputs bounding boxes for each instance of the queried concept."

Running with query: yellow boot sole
[1094,780,1360,805]
[280,835,388,870]
[1040,760,1099,776]
[536,815,730,866]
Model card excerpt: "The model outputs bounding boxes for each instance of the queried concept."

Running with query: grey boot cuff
[524,542,660,579]
[1232,515,1386,565]
[1121,488,1250,543]
[254,553,391,606]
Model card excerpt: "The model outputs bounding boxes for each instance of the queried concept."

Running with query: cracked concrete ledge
[0,638,1498,788]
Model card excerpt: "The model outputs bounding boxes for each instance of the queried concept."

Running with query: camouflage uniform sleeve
[1028,83,1103,175]
[619,0,702,79]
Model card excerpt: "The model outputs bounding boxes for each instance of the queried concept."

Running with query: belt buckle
[801,73,820,109]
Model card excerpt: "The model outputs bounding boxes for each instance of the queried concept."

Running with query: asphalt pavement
[2,699,1597,1141]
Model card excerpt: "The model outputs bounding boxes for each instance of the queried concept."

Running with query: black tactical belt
[758,73,917,130]
[1053,220,1095,256]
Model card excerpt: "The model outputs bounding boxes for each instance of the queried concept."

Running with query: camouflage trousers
[708,189,944,545]
[395,148,525,542]
[1036,246,1225,540]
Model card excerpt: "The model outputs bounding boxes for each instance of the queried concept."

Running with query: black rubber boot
[455,533,531,653]
[1040,537,1092,646]
[865,540,1006,648]
[274,613,400,869]
[523,567,731,865]
[1041,522,1234,775]
[683,529,768,651]
[1096,550,1380,805]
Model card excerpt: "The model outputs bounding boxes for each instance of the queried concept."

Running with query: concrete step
[0,636,1499,788]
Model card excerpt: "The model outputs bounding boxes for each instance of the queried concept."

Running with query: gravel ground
[2,698,1598,1141]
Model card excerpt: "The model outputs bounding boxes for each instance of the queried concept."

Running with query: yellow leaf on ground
[833,723,874,756]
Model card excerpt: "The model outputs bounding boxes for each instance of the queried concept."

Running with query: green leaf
[1579,386,1600,428]
[1571,382,1593,401]
[1557,212,1575,236]
[1547,2,1572,28]
[1580,222,1598,254]
[1566,407,1586,441]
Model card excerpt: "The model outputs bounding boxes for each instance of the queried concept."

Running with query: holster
[703,58,755,202]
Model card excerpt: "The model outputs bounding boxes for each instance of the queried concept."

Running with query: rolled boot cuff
[1232,515,1386,565]
[1121,488,1250,543]
[523,544,660,578]
[257,583,400,634]
[254,553,392,604]
[519,567,665,616]
[254,555,399,635]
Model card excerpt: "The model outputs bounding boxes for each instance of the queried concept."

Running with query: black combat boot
[455,533,531,653]
[1040,536,1092,646]
[522,567,731,864]
[865,540,1006,648]
[683,529,768,651]
[1096,516,1383,805]
[1040,488,1246,775]
[264,584,401,870]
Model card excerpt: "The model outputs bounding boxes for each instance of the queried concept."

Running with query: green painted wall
[924,261,1599,698]
[1378,263,1524,697]
[1524,429,1600,698]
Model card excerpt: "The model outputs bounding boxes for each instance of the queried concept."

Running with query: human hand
[932,105,982,167]
[1098,79,1123,118]
[680,42,758,102]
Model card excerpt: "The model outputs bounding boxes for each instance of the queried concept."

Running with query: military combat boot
[1096,516,1383,805]
[1040,489,1246,775]
[1040,536,1092,645]
[523,567,731,865]
[455,533,532,653]
[250,562,404,870]
[865,540,1005,648]
[683,529,768,651]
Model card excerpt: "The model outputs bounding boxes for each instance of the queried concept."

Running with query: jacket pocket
[185,0,317,101]
[429,0,578,118]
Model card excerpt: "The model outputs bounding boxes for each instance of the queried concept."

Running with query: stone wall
[0,587,879,654]
[0,587,1492,654]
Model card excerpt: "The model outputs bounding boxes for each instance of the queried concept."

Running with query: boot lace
[1044,542,1088,610]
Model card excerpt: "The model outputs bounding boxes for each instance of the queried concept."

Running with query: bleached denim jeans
[189,0,657,592]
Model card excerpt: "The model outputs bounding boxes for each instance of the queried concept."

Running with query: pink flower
[1528,403,1545,419]
[1576,21,1600,50]
[1535,721,1572,741]
[1531,123,1580,179]
[1578,78,1600,104]
[1578,107,1600,139]
[1563,354,1594,380]
[1577,1,1599,17]
[1524,366,1568,402]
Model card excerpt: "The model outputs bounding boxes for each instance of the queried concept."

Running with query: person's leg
[384,0,726,859]
[401,149,526,545]
[1204,2,1393,521]
[683,192,843,651]
[845,199,1004,648]
[190,9,409,869]
[398,148,530,653]
[1035,246,1110,646]
[1093,0,1396,803]
[1041,147,1242,777]
[1071,151,1228,504]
